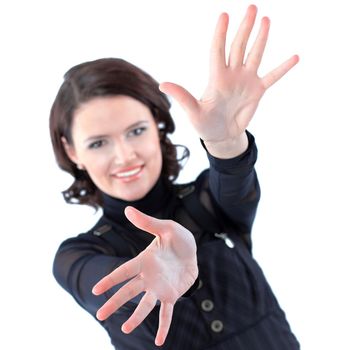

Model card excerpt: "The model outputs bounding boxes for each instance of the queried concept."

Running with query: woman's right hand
[92,206,198,347]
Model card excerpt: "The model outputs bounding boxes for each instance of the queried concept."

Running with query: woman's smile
[112,165,144,182]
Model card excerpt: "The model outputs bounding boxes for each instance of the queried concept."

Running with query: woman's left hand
[159,5,299,158]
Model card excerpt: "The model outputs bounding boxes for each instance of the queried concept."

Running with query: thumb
[159,82,199,115]
[125,206,163,238]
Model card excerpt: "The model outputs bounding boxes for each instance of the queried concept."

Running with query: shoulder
[56,216,114,252]
[174,169,216,217]
[87,216,113,237]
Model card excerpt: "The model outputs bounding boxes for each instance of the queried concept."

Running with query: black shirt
[53,132,300,349]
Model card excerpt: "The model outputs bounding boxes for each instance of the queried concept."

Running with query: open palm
[160,5,298,152]
[92,206,198,346]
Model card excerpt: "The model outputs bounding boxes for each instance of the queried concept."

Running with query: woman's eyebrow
[83,134,108,144]
[124,120,149,132]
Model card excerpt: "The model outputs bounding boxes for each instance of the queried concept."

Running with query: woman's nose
[113,141,136,164]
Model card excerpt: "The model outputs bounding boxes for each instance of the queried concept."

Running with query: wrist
[203,132,249,159]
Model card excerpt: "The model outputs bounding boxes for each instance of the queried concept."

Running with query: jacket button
[201,299,214,312]
[211,320,224,333]
[197,279,203,290]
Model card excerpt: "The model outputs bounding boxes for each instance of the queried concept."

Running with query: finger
[121,292,157,334]
[159,82,199,116]
[155,302,174,346]
[262,55,299,89]
[124,206,166,238]
[96,276,144,321]
[229,4,258,68]
[245,16,270,72]
[209,12,229,78]
[92,256,141,295]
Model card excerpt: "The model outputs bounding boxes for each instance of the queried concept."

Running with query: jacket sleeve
[206,131,261,238]
[53,230,143,317]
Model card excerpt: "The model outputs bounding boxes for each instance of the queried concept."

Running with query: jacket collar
[101,177,172,226]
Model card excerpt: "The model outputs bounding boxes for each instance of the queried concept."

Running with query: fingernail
[96,311,104,321]
[121,324,130,334]
[155,338,164,347]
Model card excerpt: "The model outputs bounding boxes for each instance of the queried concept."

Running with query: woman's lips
[112,165,144,182]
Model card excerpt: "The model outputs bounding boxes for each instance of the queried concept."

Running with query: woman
[50,5,300,349]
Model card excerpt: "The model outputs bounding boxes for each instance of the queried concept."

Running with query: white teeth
[116,167,141,178]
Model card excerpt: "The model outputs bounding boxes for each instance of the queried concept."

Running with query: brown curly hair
[49,58,189,208]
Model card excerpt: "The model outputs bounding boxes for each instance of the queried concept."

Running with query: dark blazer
[53,132,300,349]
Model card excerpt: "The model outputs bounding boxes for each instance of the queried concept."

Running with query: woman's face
[65,95,163,201]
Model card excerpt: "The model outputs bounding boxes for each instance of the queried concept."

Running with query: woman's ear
[61,136,79,165]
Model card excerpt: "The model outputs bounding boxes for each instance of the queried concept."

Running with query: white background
[1,0,349,349]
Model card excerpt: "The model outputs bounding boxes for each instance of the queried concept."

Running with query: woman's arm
[206,131,260,239]
[160,5,297,240]
[53,232,130,315]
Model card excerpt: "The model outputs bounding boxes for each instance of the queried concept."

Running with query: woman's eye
[88,140,105,149]
[128,126,147,137]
